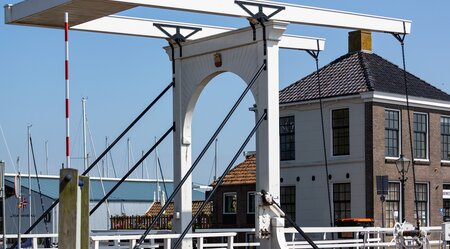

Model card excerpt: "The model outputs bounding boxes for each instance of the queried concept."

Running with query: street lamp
[395,154,411,222]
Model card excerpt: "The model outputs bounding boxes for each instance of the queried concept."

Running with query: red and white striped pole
[64,12,71,169]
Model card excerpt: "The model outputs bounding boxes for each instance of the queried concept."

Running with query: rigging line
[306,40,334,230]
[392,22,419,230]
[15,81,174,239]
[0,123,17,173]
[29,137,49,233]
[173,110,267,249]
[134,62,267,249]
[156,153,168,200]
[89,124,174,215]
[87,118,111,216]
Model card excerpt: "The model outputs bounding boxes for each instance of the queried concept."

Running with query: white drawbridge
[5,1,412,249]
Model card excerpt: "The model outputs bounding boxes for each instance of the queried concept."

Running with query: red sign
[18,197,27,209]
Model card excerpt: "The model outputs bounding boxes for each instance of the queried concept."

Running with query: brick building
[209,152,257,242]
[278,30,450,228]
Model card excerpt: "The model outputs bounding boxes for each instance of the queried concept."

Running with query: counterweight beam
[5,0,411,34]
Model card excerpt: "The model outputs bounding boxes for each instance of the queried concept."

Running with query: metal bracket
[305,40,321,60]
[391,21,408,45]
[235,1,285,57]
[153,23,202,57]
[235,1,285,23]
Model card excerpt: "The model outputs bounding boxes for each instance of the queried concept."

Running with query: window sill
[385,158,430,165]
[385,158,398,164]
[413,160,430,166]
[441,161,450,167]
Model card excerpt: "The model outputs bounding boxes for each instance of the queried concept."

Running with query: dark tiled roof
[211,154,256,186]
[145,201,212,216]
[279,52,450,103]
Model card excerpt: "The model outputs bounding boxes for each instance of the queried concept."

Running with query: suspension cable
[134,62,266,249]
[392,22,419,230]
[89,124,174,215]
[173,110,267,249]
[18,81,174,237]
[29,137,50,233]
[306,40,334,230]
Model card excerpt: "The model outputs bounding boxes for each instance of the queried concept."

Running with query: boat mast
[105,137,108,178]
[82,97,88,173]
[26,124,32,229]
[214,138,218,181]
[141,150,145,179]
[45,140,49,175]
[127,138,131,175]
[155,137,160,202]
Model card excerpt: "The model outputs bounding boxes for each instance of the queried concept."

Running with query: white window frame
[247,191,256,214]
[330,107,351,157]
[413,112,429,161]
[223,192,237,214]
[441,116,450,163]
[414,182,429,226]
[385,108,402,160]
[385,181,401,227]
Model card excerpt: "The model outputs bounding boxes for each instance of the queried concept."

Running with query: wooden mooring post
[59,169,90,249]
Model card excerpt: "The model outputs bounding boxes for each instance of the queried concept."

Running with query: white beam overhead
[5,0,411,34]
[72,15,325,51]
[112,0,411,33]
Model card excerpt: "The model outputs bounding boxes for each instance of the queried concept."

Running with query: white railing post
[129,239,136,249]
[164,238,171,249]
[198,237,204,249]
[32,237,38,249]
[227,235,234,249]
[94,240,99,249]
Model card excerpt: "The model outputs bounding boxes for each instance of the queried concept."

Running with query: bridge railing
[1,226,445,249]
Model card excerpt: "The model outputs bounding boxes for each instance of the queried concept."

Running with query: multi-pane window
[247,192,256,214]
[385,110,400,157]
[414,183,428,226]
[281,186,296,224]
[385,182,400,227]
[280,116,295,161]
[332,109,350,156]
[413,113,428,159]
[223,193,237,214]
[333,183,351,220]
[442,117,450,161]
[443,184,450,222]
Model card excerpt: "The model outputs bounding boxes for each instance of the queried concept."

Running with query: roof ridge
[358,52,374,91]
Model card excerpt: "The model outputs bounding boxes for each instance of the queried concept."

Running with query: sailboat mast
[214,138,218,181]
[82,97,88,173]
[141,150,145,179]
[45,140,49,175]
[155,137,160,202]
[127,138,131,173]
[105,137,109,178]
[27,124,32,229]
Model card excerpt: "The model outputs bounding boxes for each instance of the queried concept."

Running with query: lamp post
[395,154,411,222]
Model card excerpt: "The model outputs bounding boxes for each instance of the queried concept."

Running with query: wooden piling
[59,168,81,249]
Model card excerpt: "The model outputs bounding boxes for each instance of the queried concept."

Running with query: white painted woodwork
[167,20,284,249]
[72,15,325,51]
[5,0,411,34]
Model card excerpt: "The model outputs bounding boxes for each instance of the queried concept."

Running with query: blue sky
[1,1,449,186]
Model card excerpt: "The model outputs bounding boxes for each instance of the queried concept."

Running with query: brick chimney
[348,30,372,53]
